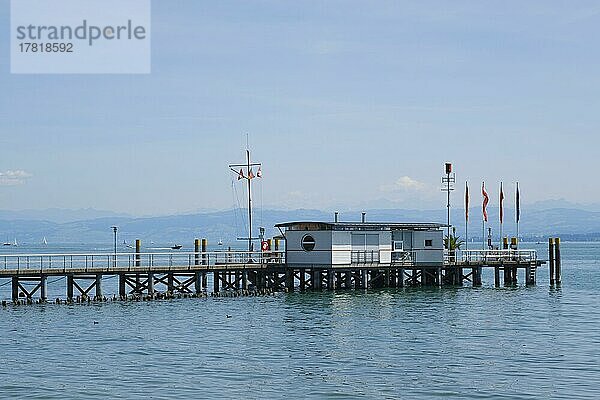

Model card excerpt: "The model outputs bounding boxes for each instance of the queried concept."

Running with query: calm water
[1,242,600,399]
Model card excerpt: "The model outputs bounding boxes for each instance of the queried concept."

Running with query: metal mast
[229,148,262,253]
[441,163,455,248]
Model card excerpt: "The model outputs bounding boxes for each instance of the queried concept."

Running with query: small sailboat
[42,237,48,245]
[171,244,183,250]
[218,239,223,246]
[13,238,18,247]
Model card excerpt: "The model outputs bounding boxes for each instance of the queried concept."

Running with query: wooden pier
[0,241,550,305]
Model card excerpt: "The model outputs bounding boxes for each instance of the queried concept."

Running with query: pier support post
[194,272,202,294]
[398,268,404,288]
[40,275,47,301]
[494,267,500,287]
[11,277,19,301]
[213,272,220,293]
[361,269,368,289]
[195,239,200,266]
[549,238,555,285]
[503,263,512,285]
[554,238,561,284]
[299,269,306,290]
[119,274,126,298]
[345,271,352,289]
[242,270,248,290]
[95,274,102,299]
[147,273,154,295]
[285,269,294,291]
[327,269,334,290]
[67,274,74,300]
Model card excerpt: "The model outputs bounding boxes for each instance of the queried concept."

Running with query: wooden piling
[194,239,200,265]
[549,238,555,285]
[554,237,561,284]
[494,267,500,287]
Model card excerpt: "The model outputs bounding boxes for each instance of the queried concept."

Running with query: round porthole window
[301,235,316,252]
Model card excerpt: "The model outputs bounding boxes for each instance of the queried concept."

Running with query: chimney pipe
[361,212,366,223]
[334,212,339,223]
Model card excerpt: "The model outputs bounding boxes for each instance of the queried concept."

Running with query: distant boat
[42,237,48,245]
[171,244,183,250]
[218,239,223,246]
[2,241,11,246]
[13,238,18,247]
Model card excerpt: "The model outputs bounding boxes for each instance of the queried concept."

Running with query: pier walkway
[0,247,546,303]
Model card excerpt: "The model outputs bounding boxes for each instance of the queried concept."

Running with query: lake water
[1,242,599,399]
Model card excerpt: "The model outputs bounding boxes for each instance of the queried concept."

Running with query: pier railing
[455,249,538,264]
[0,250,285,273]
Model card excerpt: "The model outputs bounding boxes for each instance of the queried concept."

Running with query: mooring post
[201,238,208,288]
[549,238,555,285]
[194,239,200,266]
[95,274,102,299]
[135,239,141,267]
[554,237,561,284]
[494,267,500,287]
[11,276,19,301]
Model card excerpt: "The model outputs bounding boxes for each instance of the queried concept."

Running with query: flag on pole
[482,182,489,222]
[237,169,245,180]
[248,168,255,179]
[500,182,504,224]
[516,182,520,223]
[257,166,262,178]
[465,182,469,222]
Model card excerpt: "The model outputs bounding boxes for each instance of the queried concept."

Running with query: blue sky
[0,1,599,215]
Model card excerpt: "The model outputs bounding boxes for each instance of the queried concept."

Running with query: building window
[301,235,316,252]
[425,240,433,247]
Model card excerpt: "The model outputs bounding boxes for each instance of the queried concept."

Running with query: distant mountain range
[1,206,600,246]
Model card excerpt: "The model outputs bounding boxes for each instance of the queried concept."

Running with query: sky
[1,0,600,215]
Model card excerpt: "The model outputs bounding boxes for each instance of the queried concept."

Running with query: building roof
[274,221,446,230]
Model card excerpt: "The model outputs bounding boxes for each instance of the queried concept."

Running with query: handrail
[0,250,286,271]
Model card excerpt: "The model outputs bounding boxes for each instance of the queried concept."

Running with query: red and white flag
[248,168,255,179]
[500,182,505,224]
[257,166,262,178]
[482,182,489,222]
[237,169,245,180]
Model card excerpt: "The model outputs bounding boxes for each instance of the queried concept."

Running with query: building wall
[411,230,444,265]
[285,230,332,265]
[332,231,351,265]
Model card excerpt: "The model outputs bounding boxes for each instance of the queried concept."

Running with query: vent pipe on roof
[361,212,366,223]
[334,212,339,223]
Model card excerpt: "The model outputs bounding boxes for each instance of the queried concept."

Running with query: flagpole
[499,182,503,250]
[482,182,486,251]
[516,182,520,249]
[465,181,468,252]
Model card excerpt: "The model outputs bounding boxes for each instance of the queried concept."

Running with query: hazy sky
[1,1,599,215]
